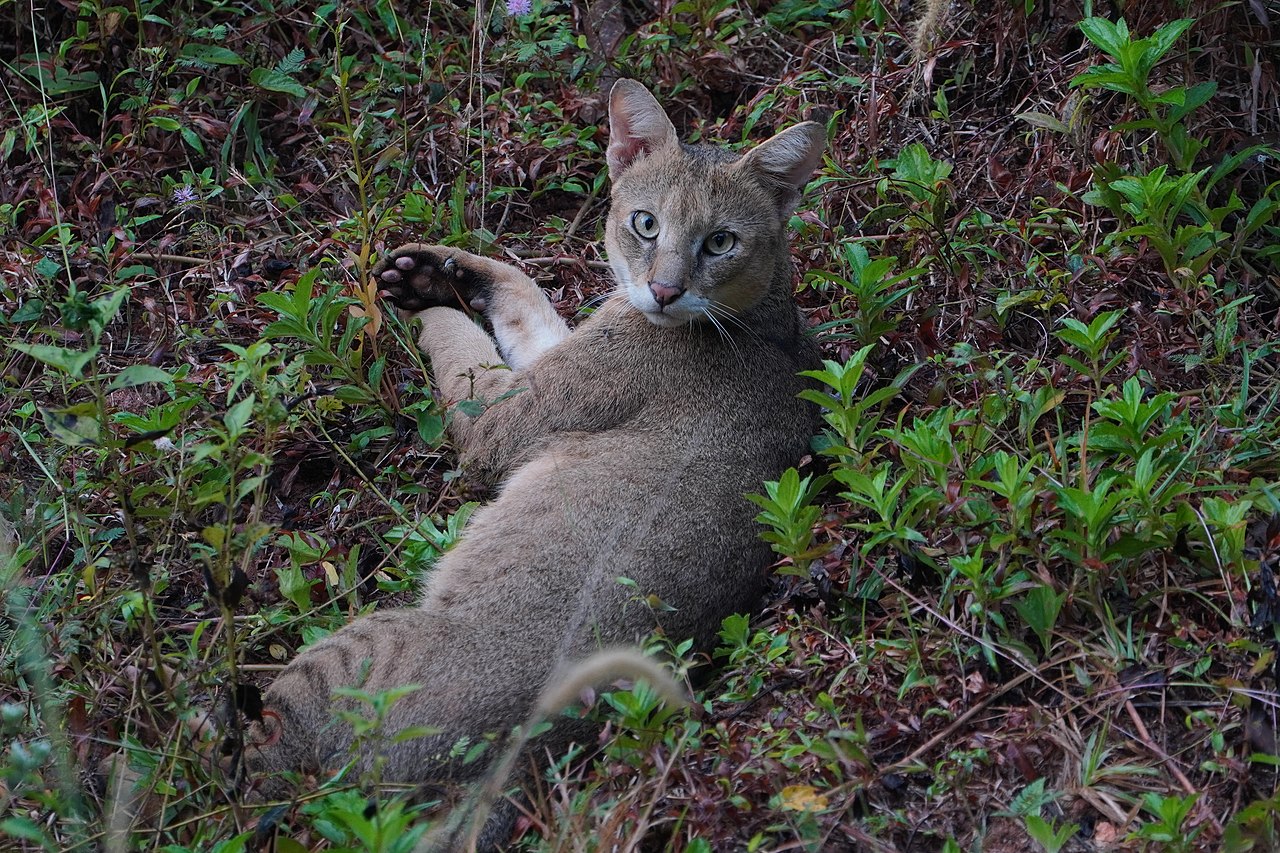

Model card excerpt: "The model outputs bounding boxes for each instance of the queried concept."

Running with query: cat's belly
[418,434,771,655]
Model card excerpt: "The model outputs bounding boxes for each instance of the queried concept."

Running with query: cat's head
[603,80,824,329]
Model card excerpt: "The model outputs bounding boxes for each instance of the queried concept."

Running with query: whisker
[700,305,747,367]
[573,291,615,319]
[702,309,728,342]
[705,301,763,343]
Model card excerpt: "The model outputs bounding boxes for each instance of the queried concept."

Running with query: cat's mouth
[627,286,701,327]
[643,309,690,328]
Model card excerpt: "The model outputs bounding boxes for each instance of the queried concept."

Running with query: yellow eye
[703,230,736,255]
[631,210,660,239]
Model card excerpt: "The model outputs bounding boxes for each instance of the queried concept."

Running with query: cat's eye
[702,231,736,256]
[631,210,660,239]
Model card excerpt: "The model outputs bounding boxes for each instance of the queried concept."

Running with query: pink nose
[649,281,684,307]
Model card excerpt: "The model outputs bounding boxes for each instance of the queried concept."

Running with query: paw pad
[372,245,487,313]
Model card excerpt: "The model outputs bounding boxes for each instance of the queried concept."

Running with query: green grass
[3,0,1280,850]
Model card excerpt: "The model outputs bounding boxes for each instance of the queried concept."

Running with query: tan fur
[245,81,824,850]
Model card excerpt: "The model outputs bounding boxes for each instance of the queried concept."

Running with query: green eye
[631,210,659,239]
[703,230,736,255]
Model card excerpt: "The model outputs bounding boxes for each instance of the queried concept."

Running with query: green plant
[878,142,953,219]
[869,142,957,266]
[835,461,933,552]
[1024,814,1079,853]
[1223,792,1280,851]
[0,599,86,851]
[384,502,479,576]
[714,614,792,702]
[1172,295,1253,370]
[257,268,388,410]
[1054,309,1125,390]
[1070,18,1208,169]
[1131,791,1201,851]
[747,469,829,578]
[1013,583,1066,657]
[970,450,1044,552]
[299,788,432,853]
[800,345,904,458]
[332,680,441,792]
[996,780,1081,852]
[599,678,687,759]
[806,244,922,346]
[1071,17,1209,171]
[1067,17,1280,289]
[1087,165,1234,286]
[943,547,1030,667]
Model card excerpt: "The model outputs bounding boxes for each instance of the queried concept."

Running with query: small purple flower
[506,0,532,16]
[172,185,199,205]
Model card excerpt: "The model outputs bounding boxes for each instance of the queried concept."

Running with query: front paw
[372,244,492,313]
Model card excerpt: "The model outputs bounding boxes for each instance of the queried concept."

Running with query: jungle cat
[243,80,825,847]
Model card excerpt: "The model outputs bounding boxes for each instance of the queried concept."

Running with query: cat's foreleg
[373,244,569,370]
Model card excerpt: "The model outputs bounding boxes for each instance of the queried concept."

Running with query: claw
[441,257,459,277]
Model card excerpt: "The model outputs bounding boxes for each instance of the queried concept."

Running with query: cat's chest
[579,317,728,386]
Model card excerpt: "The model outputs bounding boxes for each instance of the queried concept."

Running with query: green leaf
[462,739,489,764]
[1078,17,1127,59]
[275,47,306,75]
[9,342,99,377]
[250,67,306,98]
[0,815,56,848]
[331,385,373,404]
[40,407,101,447]
[107,365,174,391]
[224,395,255,437]
[271,839,308,853]
[416,410,444,445]
[1015,585,1066,655]
[179,43,244,65]
[1015,111,1070,134]
[1146,18,1194,65]
[455,399,486,418]
[114,264,157,282]
[1024,814,1079,853]
[10,299,44,323]
[90,288,130,335]
[393,724,442,743]
[274,563,315,613]
[1170,80,1217,123]
[34,257,62,279]
[180,125,205,154]
[1069,67,1138,95]
[26,65,99,95]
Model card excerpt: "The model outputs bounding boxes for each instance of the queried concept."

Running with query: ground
[2,1,1279,851]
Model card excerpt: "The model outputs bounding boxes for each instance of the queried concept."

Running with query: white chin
[643,311,690,328]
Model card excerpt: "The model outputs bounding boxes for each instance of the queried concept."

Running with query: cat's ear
[737,122,826,215]
[607,80,679,178]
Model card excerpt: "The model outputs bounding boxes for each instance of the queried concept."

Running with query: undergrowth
[2,0,1279,850]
